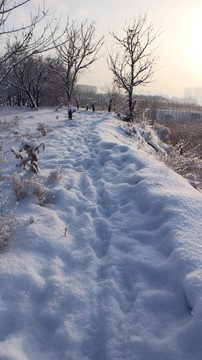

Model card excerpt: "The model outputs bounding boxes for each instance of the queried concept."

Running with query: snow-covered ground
[0,107,202,360]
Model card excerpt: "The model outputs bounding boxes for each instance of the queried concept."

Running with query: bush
[0,211,16,246]
[13,173,51,206]
[48,166,62,182]
[11,138,45,174]
[0,115,20,132]
[37,123,47,136]
[154,123,171,143]
[155,118,202,189]
[36,123,52,136]
[0,141,3,162]
[0,182,16,246]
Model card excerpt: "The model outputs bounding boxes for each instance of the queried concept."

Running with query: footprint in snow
[92,219,112,259]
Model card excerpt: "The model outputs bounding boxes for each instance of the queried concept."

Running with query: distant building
[184,87,193,99]
[184,86,202,104]
[194,87,202,104]
[76,84,97,94]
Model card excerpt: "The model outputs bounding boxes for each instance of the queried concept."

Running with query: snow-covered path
[0,109,202,359]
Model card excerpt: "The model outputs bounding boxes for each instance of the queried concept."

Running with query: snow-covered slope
[0,108,202,360]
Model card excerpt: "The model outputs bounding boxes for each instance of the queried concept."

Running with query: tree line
[0,0,160,120]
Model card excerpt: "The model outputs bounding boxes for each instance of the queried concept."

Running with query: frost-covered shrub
[164,148,201,189]
[0,188,8,216]
[13,116,20,127]
[0,211,16,245]
[11,138,45,173]
[29,215,35,224]
[0,141,3,163]
[33,179,51,205]
[0,115,20,132]
[154,119,202,189]
[154,123,171,143]
[125,123,137,136]
[156,125,201,188]
[48,166,62,182]
[36,123,47,136]
[36,123,52,136]
[0,187,16,245]
[13,173,51,206]
[13,173,27,200]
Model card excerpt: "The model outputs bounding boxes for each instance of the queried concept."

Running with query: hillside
[0,107,202,360]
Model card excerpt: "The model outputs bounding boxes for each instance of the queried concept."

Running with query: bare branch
[0,0,30,15]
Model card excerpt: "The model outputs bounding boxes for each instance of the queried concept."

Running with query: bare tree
[102,83,121,113]
[2,54,67,107]
[53,18,104,119]
[6,54,49,108]
[42,56,67,107]
[108,15,160,121]
[0,0,63,86]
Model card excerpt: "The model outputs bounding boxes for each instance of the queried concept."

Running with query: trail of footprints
[43,116,189,357]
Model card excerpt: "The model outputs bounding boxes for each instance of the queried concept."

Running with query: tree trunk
[128,89,134,121]
[27,92,38,109]
[36,91,40,108]
[68,108,73,120]
[67,88,73,120]
[17,92,22,106]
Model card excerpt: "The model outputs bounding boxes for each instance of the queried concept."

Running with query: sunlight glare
[186,12,202,78]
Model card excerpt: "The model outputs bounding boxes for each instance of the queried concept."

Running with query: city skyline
[184,86,202,104]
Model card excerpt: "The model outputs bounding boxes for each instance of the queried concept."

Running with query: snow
[0,107,202,359]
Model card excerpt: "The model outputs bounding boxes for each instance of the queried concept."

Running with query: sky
[14,0,202,98]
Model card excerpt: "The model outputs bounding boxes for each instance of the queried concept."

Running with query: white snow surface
[0,107,202,360]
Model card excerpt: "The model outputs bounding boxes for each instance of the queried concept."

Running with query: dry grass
[157,118,202,151]
[155,118,202,189]
[13,173,52,206]
[0,115,20,132]
[0,211,16,246]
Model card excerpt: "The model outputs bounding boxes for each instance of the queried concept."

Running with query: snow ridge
[0,109,202,360]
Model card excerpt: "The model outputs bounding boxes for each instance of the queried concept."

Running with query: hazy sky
[21,0,202,97]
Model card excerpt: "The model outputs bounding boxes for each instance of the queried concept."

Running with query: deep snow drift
[0,107,202,360]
